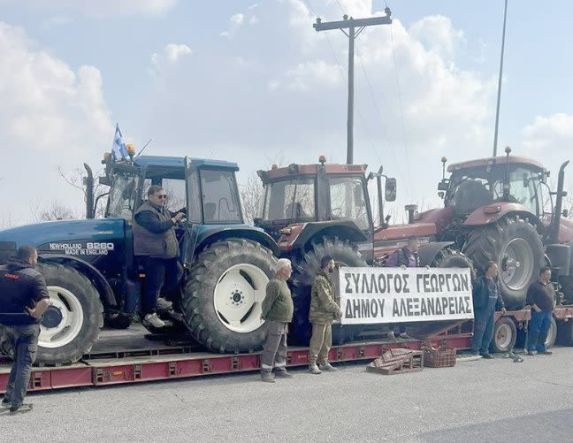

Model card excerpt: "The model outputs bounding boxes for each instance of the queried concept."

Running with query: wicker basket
[423,347,456,368]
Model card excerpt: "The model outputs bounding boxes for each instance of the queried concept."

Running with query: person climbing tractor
[133,185,185,328]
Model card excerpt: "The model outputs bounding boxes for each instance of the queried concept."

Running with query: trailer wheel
[182,239,277,353]
[36,263,103,365]
[290,237,367,345]
[490,317,517,353]
[545,316,557,350]
[463,217,544,309]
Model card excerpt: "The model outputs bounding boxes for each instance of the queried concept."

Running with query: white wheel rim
[39,286,84,349]
[495,323,513,350]
[213,263,269,333]
[501,238,534,291]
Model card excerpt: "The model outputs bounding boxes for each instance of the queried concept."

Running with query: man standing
[526,267,556,356]
[386,238,421,338]
[385,238,421,268]
[260,259,294,383]
[0,245,50,414]
[133,185,185,328]
[471,262,506,358]
[308,256,343,375]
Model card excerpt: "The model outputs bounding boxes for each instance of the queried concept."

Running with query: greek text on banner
[337,267,474,325]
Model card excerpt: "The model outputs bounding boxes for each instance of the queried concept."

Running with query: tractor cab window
[107,174,138,219]
[199,169,242,224]
[329,177,370,230]
[447,165,543,216]
[141,178,187,214]
[262,178,315,221]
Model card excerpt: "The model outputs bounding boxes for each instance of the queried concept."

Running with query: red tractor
[255,156,472,344]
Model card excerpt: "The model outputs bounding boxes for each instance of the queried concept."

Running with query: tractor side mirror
[437,179,449,192]
[385,178,397,202]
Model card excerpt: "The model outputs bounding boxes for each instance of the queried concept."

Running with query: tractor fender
[39,254,118,309]
[463,203,539,227]
[280,221,368,254]
[194,227,280,259]
[417,241,455,267]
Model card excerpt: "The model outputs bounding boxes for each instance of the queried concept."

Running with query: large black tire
[490,317,517,353]
[463,217,544,309]
[182,239,277,353]
[36,263,103,365]
[559,276,573,305]
[290,238,367,345]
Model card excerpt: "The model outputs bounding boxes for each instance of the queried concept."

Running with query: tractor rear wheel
[290,238,367,345]
[463,217,544,309]
[37,263,103,365]
[182,239,277,353]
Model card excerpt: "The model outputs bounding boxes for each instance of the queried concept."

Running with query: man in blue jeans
[0,245,50,414]
[471,262,506,358]
[526,267,556,356]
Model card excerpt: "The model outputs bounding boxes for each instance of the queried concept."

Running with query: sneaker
[308,364,322,375]
[260,371,275,383]
[527,351,536,356]
[274,369,293,378]
[144,313,166,328]
[399,332,410,339]
[10,404,33,414]
[481,353,494,359]
[318,362,338,372]
[156,298,173,312]
[538,351,553,355]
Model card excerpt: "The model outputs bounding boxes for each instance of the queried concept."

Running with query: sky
[0,0,571,226]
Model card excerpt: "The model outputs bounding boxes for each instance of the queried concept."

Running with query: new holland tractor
[0,153,279,365]
[255,156,473,344]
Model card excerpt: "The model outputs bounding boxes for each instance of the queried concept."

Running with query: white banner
[337,267,474,325]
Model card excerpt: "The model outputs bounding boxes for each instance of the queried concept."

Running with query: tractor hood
[0,218,126,250]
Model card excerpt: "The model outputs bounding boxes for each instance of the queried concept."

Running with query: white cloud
[0,0,177,17]
[144,0,496,209]
[522,113,573,188]
[221,11,259,39]
[150,43,192,74]
[0,22,113,224]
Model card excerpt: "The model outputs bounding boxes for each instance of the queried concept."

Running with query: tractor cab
[100,154,244,228]
[256,158,374,243]
[439,153,552,221]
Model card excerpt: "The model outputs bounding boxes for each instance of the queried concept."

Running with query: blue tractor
[0,153,279,365]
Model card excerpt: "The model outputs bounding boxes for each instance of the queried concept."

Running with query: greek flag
[111,124,128,160]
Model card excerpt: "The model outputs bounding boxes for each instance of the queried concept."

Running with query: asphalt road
[2,348,573,442]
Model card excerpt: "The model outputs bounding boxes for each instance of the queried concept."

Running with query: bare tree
[34,201,77,222]
[240,175,264,224]
[58,166,109,218]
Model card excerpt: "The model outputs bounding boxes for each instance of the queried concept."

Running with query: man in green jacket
[309,255,343,374]
[260,258,294,383]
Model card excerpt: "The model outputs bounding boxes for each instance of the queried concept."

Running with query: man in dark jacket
[133,185,185,328]
[526,267,556,356]
[308,256,343,375]
[260,259,294,383]
[385,238,421,268]
[471,262,506,358]
[0,245,49,414]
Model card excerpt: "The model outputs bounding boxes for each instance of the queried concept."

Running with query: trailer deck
[0,325,473,394]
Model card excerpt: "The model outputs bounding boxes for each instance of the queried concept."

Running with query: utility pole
[313,8,392,164]
[492,0,509,158]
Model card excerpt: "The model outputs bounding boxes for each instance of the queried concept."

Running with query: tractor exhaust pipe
[84,163,95,219]
[549,160,570,244]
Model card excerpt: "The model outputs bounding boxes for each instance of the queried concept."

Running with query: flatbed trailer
[3,304,573,395]
[0,325,473,395]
